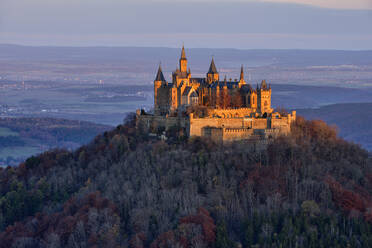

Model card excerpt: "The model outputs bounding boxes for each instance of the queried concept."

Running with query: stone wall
[189,114,272,137]
[189,116,245,136]
[136,109,296,142]
[222,128,255,141]
[136,112,189,134]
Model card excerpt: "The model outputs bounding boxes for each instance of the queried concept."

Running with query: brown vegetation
[0,115,371,247]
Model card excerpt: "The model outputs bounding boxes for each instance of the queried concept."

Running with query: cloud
[260,0,372,10]
[126,0,372,10]
[2,0,372,10]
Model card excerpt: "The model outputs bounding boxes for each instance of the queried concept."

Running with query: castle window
[264,101,268,106]
[189,91,199,105]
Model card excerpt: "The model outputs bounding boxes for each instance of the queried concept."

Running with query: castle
[136,46,296,142]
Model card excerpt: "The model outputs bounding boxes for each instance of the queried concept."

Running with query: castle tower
[257,80,272,114]
[207,57,219,83]
[154,64,166,113]
[179,45,188,72]
[239,65,245,87]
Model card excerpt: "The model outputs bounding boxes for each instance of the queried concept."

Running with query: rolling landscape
[1,45,372,153]
[1,0,372,247]
[0,118,110,166]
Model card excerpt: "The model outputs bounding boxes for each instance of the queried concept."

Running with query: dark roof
[241,84,254,93]
[182,86,192,96]
[208,58,218,74]
[155,65,166,81]
[210,81,239,89]
[190,78,206,84]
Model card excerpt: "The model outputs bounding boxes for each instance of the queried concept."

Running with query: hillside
[0,117,111,166]
[0,114,371,247]
[298,103,372,151]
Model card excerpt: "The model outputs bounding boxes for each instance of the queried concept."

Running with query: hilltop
[0,114,371,247]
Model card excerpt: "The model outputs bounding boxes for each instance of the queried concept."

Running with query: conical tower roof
[181,45,186,59]
[208,57,218,74]
[240,65,244,81]
[155,65,166,82]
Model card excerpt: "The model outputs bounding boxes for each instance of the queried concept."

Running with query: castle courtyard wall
[136,110,296,142]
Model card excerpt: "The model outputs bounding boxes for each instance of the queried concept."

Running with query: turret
[154,64,166,111]
[257,80,272,114]
[155,64,166,82]
[239,65,245,87]
[261,79,268,90]
[207,57,219,83]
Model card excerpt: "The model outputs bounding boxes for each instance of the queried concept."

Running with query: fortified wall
[136,109,296,142]
[188,110,296,142]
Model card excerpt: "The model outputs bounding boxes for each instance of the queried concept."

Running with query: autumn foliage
[0,192,119,248]
[326,176,372,222]
[0,114,372,247]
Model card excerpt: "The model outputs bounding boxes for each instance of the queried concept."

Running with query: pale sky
[0,0,371,49]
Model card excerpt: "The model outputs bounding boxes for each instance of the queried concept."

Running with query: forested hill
[0,117,111,166]
[0,114,372,247]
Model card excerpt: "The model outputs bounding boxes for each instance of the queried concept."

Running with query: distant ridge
[1,45,372,66]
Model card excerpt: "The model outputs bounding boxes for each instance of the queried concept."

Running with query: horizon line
[1,43,372,52]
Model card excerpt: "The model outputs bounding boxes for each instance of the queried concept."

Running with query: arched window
[264,101,268,106]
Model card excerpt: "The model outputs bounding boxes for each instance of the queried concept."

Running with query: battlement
[224,128,252,133]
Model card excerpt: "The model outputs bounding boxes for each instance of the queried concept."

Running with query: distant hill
[0,117,111,166]
[1,44,372,68]
[298,103,372,151]
[271,85,372,109]
[0,115,371,247]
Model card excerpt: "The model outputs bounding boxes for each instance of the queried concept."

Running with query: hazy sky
[1,0,372,49]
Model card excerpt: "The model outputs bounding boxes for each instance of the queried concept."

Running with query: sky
[0,0,372,49]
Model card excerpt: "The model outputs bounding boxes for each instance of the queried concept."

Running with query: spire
[155,64,166,82]
[240,65,244,81]
[208,57,218,74]
[181,45,186,60]
[179,45,188,72]
[261,80,268,89]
